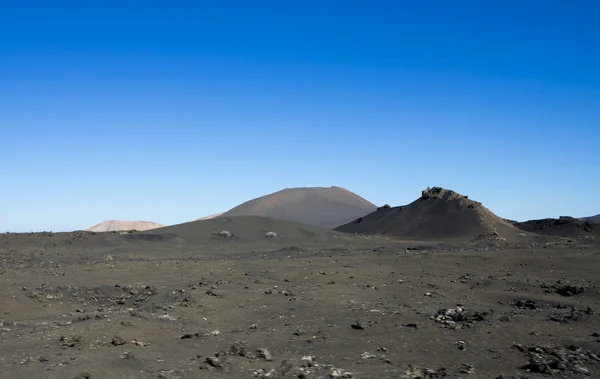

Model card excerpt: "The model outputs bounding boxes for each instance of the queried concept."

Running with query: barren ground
[1,228,599,378]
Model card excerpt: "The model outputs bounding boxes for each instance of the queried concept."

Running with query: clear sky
[1,1,599,232]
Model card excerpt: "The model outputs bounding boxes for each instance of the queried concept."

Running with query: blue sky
[1,1,599,232]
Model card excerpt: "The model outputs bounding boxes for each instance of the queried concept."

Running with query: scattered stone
[513,343,600,375]
[265,232,277,238]
[217,231,233,238]
[158,314,177,321]
[253,361,295,378]
[256,347,273,361]
[548,306,593,323]
[180,332,201,339]
[511,299,537,309]
[402,365,447,378]
[74,372,91,379]
[330,368,354,378]
[205,356,223,369]
[155,369,183,379]
[458,363,475,374]
[253,368,276,378]
[555,284,587,297]
[360,352,376,359]
[274,360,294,376]
[229,341,247,356]
[350,320,365,330]
[60,335,83,349]
[111,336,127,346]
[73,314,92,323]
[542,282,588,297]
[432,305,487,329]
[457,340,467,351]
[121,352,135,360]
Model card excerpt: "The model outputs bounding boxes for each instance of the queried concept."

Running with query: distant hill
[197,212,224,221]
[86,220,164,232]
[580,214,600,224]
[335,187,524,241]
[515,216,599,238]
[218,186,377,229]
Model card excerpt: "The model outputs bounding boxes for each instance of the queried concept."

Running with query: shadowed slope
[219,186,376,229]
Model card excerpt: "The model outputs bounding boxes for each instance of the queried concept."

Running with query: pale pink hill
[86,220,164,232]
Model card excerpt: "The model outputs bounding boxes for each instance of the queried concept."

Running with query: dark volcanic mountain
[335,187,524,240]
[515,216,599,238]
[580,214,600,224]
[218,186,377,229]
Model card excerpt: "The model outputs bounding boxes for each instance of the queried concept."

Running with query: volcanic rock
[336,187,523,240]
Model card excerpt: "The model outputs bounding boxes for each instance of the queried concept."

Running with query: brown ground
[1,217,599,379]
[219,186,377,229]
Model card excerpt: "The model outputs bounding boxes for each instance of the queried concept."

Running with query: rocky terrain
[1,215,599,378]
[86,221,165,233]
[219,186,377,229]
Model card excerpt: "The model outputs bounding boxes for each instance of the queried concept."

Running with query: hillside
[515,216,599,238]
[335,187,525,241]
[196,212,224,221]
[86,220,164,232]
[580,214,600,224]
[218,186,377,229]
[137,215,364,246]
